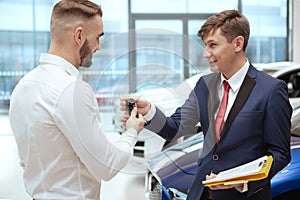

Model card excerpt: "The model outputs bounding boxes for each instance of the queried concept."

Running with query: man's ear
[234,36,244,52]
[74,27,83,45]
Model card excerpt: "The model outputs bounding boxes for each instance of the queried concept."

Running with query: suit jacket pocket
[237,111,262,117]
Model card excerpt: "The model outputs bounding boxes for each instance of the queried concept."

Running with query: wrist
[143,102,156,122]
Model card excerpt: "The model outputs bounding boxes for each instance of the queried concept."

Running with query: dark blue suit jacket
[145,64,292,200]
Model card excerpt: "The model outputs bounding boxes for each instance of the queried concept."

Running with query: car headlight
[168,188,188,200]
[145,171,188,200]
[145,172,162,200]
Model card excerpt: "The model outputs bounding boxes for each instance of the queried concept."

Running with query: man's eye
[210,43,216,48]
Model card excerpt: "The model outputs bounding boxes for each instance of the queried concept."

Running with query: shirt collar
[220,59,250,93]
[39,53,82,80]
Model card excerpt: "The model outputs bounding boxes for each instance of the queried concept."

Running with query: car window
[277,69,300,98]
[291,105,300,137]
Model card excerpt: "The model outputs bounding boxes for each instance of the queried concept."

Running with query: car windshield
[291,105,300,137]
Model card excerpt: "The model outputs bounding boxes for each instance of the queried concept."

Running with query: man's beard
[79,39,93,68]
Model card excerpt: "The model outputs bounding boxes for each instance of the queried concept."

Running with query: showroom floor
[0,110,146,200]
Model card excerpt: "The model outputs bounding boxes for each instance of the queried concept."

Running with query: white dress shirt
[9,53,138,200]
[217,60,250,121]
[217,60,250,193]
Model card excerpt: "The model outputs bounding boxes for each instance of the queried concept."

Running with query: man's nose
[203,49,211,58]
[94,44,100,53]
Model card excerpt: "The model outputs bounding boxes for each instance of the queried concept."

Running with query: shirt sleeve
[235,183,248,193]
[143,102,156,122]
[53,80,137,181]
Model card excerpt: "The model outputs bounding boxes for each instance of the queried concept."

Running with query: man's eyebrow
[99,32,104,37]
[205,38,216,44]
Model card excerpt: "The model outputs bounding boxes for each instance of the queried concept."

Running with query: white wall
[293,0,300,63]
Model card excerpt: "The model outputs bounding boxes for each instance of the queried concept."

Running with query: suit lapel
[207,73,221,123]
[220,74,256,137]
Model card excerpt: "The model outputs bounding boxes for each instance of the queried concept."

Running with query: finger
[209,184,224,190]
[138,117,145,126]
[137,113,144,119]
[119,96,127,107]
[210,184,236,190]
[130,107,138,117]
[205,173,216,180]
[122,113,129,120]
[120,95,126,101]
[121,115,129,121]
[121,116,129,126]
[120,104,127,112]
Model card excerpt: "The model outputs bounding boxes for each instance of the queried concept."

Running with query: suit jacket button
[213,154,219,160]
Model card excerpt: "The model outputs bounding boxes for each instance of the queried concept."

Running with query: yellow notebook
[202,155,273,186]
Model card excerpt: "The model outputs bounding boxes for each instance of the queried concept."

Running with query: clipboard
[202,155,273,186]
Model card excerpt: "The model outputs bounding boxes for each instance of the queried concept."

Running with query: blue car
[145,98,300,200]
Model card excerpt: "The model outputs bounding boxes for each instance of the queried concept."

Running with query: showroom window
[0,0,289,111]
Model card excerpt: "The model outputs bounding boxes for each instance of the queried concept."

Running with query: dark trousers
[201,187,212,200]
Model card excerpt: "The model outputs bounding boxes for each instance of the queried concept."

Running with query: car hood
[147,133,300,191]
[271,136,300,197]
[147,98,300,191]
[147,133,203,188]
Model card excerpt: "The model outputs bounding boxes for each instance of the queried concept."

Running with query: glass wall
[0,0,52,111]
[0,0,289,111]
[130,0,238,13]
[126,0,288,99]
[243,0,288,62]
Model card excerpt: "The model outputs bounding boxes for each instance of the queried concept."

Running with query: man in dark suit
[121,9,292,200]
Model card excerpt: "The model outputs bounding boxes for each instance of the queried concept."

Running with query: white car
[255,61,295,75]
[270,63,300,98]
[256,61,300,98]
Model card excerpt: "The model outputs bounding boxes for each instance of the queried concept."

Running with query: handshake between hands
[119,96,151,134]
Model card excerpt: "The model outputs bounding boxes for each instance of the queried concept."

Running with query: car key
[126,98,139,118]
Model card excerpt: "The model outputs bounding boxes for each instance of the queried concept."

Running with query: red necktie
[215,81,230,143]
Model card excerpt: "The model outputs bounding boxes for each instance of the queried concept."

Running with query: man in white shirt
[9,1,145,199]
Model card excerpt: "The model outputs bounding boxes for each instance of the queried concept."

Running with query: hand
[120,96,151,128]
[120,96,151,116]
[125,107,145,133]
[206,173,243,191]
